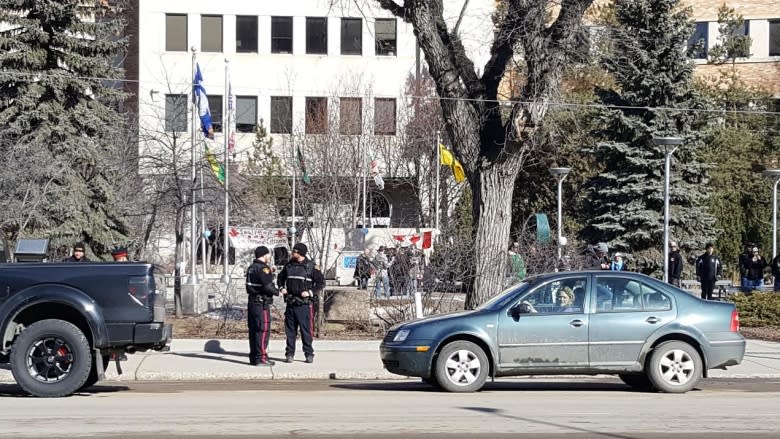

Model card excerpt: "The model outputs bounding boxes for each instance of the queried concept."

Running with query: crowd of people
[353,245,426,298]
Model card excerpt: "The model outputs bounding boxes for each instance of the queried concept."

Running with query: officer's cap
[254,246,270,258]
[292,243,308,257]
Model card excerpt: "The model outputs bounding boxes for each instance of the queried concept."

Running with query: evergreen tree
[0,0,128,257]
[579,0,716,274]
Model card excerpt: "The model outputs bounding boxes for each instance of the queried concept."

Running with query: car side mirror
[510,302,534,318]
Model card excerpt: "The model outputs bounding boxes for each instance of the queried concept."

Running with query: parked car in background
[380,271,745,393]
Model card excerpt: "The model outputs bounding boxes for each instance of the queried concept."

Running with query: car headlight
[393,329,410,342]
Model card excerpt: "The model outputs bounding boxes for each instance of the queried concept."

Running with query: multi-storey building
[124,0,494,230]
[683,0,780,103]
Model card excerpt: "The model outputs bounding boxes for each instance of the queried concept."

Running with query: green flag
[297,145,312,185]
[205,145,225,184]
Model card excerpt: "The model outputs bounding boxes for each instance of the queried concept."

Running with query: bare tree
[332,0,593,308]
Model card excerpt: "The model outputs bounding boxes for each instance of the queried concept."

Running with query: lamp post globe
[550,167,572,266]
[653,136,683,283]
[763,169,780,259]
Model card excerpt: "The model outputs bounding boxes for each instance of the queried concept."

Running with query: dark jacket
[354,254,372,278]
[738,252,751,278]
[668,250,683,279]
[695,252,722,282]
[746,255,767,281]
[63,255,90,262]
[246,260,278,299]
[772,255,780,278]
[278,258,324,302]
[584,248,608,270]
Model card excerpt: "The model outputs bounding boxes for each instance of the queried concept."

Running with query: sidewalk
[2,339,779,383]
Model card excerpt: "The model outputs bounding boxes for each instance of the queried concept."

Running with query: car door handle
[646,317,661,324]
[569,319,585,328]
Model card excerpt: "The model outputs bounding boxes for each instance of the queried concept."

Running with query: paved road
[1,379,779,438]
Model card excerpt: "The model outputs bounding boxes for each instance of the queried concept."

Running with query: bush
[729,293,780,327]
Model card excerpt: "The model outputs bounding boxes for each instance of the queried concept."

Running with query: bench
[680,279,736,300]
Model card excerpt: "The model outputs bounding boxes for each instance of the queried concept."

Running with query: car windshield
[476,280,532,311]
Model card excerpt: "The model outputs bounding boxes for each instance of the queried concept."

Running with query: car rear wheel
[435,340,489,393]
[647,341,702,393]
[10,319,92,397]
[618,373,655,391]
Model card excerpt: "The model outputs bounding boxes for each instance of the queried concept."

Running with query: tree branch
[480,0,527,98]
[375,0,407,20]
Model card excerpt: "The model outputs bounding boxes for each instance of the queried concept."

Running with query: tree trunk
[466,164,521,309]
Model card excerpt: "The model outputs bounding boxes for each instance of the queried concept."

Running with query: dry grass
[168,315,379,340]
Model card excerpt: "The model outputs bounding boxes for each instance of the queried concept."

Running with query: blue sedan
[380,271,745,393]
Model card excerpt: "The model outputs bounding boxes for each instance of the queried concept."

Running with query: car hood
[393,310,478,331]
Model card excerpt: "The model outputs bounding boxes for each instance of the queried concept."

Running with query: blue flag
[193,63,213,139]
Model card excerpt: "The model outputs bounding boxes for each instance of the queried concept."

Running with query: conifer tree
[579,0,716,274]
[0,0,128,257]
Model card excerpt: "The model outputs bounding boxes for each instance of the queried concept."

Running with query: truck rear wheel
[10,319,92,397]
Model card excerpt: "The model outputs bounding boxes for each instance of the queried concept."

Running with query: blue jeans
[744,278,763,292]
[375,270,390,298]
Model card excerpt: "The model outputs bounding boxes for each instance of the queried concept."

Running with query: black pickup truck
[0,262,171,397]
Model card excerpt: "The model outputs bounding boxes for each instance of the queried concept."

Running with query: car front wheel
[647,341,702,393]
[435,340,489,393]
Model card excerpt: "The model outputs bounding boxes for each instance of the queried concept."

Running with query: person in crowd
[739,242,754,292]
[610,253,626,271]
[695,242,722,300]
[63,242,90,262]
[771,251,780,292]
[391,246,410,296]
[507,242,526,284]
[408,248,423,295]
[744,246,768,292]
[373,246,390,298]
[278,243,322,364]
[586,242,610,270]
[668,241,683,287]
[353,248,373,290]
[245,246,279,366]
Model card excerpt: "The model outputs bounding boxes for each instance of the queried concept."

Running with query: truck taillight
[730,309,740,332]
[128,276,150,307]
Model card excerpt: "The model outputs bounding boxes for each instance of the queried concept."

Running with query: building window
[340,98,362,135]
[207,95,222,133]
[236,96,257,133]
[201,15,223,53]
[688,22,708,59]
[305,97,328,134]
[236,16,258,53]
[270,96,293,134]
[769,20,780,56]
[272,16,293,54]
[374,98,396,135]
[165,14,187,52]
[341,18,362,55]
[165,94,187,132]
[375,19,396,56]
[306,17,328,55]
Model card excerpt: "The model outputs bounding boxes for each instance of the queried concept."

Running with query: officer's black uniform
[278,243,323,363]
[246,246,279,365]
[695,244,722,300]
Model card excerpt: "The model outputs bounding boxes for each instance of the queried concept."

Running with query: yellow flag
[452,160,465,183]
[439,143,465,183]
[439,143,454,166]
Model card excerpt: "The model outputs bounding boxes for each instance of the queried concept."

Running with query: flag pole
[435,130,441,232]
[221,59,230,284]
[362,139,367,228]
[188,47,198,285]
[200,154,206,278]
[291,133,297,245]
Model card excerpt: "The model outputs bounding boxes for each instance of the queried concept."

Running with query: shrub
[729,293,780,327]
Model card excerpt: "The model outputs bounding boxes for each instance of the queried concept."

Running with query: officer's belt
[286,275,311,281]
[246,282,264,286]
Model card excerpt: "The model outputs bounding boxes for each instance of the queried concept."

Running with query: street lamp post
[763,169,780,259]
[550,167,572,266]
[653,136,683,283]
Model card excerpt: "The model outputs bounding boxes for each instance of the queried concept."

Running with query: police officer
[246,245,279,366]
[278,243,322,364]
